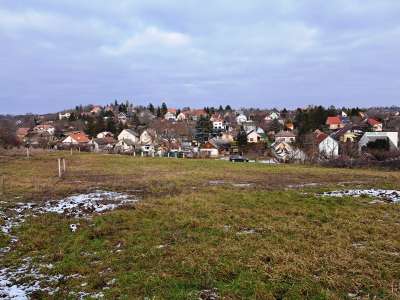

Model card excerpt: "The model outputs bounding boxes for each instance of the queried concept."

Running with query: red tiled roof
[70,132,90,143]
[315,132,328,144]
[326,116,341,125]
[190,109,206,116]
[367,118,381,126]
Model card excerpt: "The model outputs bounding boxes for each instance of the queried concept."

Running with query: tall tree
[148,103,155,114]
[195,115,213,143]
[236,125,248,147]
[161,102,168,116]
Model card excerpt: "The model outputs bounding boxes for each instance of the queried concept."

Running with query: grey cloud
[1,0,400,114]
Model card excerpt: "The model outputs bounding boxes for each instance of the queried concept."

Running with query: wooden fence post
[58,158,62,178]
[26,147,30,159]
[63,158,66,173]
[1,175,4,195]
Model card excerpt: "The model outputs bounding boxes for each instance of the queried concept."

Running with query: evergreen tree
[148,103,155,114]
[161,102,168,116]
[236,125,248,147]
[105,118,117,135]
[218,105,224,112]
[156,106,162,118]
[225,105,232,111]
[85,117,97,137]
[95,115,105,133]
[269,119,283,133]
[195,115,213,143]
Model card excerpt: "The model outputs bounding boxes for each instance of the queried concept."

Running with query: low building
[97,131,114,139]
[140,129,157,145]
[59,112,71,120]
[89,138,116,152]
[236,114,247,125]
[275,131,296,143]
[358,132,398,151]
[315,131,339,158]
[118,129,140,143]
[326,116,344,130]
[199,141,219,157]
[164,111,177,121]
[33,124,55,135]
[367,118,383,132]
[62,132,90,144]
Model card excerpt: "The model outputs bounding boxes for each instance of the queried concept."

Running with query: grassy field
[1,152,400,299]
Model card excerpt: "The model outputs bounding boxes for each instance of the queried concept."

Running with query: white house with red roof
[62,132,90,144]
[33,124,55,135]
[367,118,383,132]
[315,131,339,158]
[326,116,344,130]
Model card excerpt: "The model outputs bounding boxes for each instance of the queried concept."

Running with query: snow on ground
[320,189,400,203]
[0,190,137,299]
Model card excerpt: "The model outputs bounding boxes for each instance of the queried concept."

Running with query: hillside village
[1,102,400,164]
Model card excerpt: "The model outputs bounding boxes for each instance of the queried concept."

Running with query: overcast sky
[1,1,400,114]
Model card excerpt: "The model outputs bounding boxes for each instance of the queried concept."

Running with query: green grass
[1,152,400,299]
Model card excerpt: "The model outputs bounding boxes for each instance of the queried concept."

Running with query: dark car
[229,155,249,162]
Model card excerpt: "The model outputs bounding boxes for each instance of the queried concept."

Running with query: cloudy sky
[1,1,400,114]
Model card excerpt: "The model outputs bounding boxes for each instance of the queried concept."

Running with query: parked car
[229,155,249,162]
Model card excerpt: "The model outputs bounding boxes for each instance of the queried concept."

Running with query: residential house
[62,131,90,145]
[243,120,256,132]
[33,124,55,135]
[247,129,265,143]
[199,141,219,157]
[187,109,206,121]
[176,112,187,121]
[58,112,71,120]
[236,114,247,125]
[115,139,136,153]
[211,114,224,131]
[140,129,157,145]
[275,131,296,143]
[264,112,280,121]
[358,132,398,151]
[315,131,339,158]
[97,131,114,139]
[164,111,177,121]
[118,129,140,143]
[331,125,365,143]
[271,141,306,162]
[89,138,116,152]
[326,116,344,130]
[367,118,383,132]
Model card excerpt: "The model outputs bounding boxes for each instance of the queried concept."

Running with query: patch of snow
[320,189,400,203]
[199,288,219,300]
[287,183,320,189]
[258,159,279,164]
[208,180,226,186]
[0,190,138,299]
[70,224,79,232]
[236,228,256,235]
[231,183,253,188]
